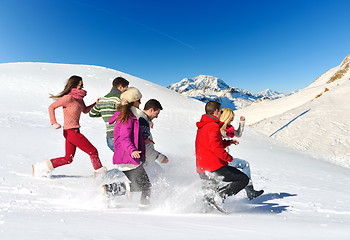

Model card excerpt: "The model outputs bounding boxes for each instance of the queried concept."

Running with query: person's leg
[213,165,249,198]
[230,158,251,179]
[123,165,152,206]
[199,172,220,193]
[50,130,77,168]
[231,159,264,200]
[106,137,114,152]
[66,129,103,170]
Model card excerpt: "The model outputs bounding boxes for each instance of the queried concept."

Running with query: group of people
[32,75,263,211]
[196,101,264,210]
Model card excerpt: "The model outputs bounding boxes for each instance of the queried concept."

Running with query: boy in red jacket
[195,101,249,209]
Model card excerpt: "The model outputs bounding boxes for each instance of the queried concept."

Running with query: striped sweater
[89,88,121,138]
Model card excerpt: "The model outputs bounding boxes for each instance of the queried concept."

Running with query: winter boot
[103,181,130,197]
[93,166,108,180]
[245,185,264,200]
[32,160,54,177]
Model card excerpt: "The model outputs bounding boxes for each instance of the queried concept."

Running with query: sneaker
[93,166,108,180]
[103,182,127,197]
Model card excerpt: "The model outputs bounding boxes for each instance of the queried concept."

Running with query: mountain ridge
[168,75,285,110]
[235,54,350,164]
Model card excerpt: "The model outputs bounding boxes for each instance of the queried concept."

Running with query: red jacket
[195,114,233,173]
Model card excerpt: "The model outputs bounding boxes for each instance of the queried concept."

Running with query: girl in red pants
[32,76,107,176]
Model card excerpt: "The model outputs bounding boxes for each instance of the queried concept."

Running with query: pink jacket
[109,111,145,165]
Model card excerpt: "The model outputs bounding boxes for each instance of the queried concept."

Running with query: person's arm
[48,96,69,128]
[145,142,168,163]
[89,101,102,118]
[83,98,99,114]
[208,123,233,162]
[234,117,245,137]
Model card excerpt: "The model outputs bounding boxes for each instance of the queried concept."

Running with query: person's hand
[52,123,61,129]
[150,121,154,129]
[240,116,245,121]
[131,151,142,158]
[95,97,101,104]
[161,156,169,164]
[230,139,239,145]
[145,139,155,144]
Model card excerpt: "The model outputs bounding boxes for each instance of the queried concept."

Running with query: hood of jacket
[196,114,224,129]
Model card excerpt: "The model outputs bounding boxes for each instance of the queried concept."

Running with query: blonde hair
[220,108,235,134]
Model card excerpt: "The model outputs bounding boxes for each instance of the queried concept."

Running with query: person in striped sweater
[89,77,129,151]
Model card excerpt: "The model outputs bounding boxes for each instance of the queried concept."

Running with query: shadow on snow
[226,192,297,214]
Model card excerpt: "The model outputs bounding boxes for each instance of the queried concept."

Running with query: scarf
[69,88,87,99]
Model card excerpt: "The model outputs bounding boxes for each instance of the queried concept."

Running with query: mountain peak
[168,75,283,110]
[340,55,350,69]
[168,75,229,93]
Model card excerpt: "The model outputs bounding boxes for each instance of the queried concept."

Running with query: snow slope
[235,55,350,167]
[1,63,350,239]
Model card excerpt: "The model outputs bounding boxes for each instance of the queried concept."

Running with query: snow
[235,55,350,167]
[167,75,289,110]
[1,62,350,239]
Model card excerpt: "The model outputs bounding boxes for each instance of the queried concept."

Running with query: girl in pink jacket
[32,76,106,176]
[104,87,152,209]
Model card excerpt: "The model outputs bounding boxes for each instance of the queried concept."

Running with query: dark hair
[144,99,163,111]
[205,101,221,114]
[116,103,134,124]
[113,77,129,88]
[50,75,82,99]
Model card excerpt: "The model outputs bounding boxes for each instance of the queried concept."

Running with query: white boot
[95,166,107,174]
[93,166,108,180]
[32,160,54,177]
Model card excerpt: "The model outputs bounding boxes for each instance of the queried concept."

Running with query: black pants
[123,165,152,202]
[199,165,249,198]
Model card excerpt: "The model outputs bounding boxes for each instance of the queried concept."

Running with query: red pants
[50,129,102,170]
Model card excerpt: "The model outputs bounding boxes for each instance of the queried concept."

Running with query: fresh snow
[235,55,350,167]
[1,62,350,239]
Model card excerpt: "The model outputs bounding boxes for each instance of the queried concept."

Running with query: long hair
[116,102,134,124]
[220,108,235,134]
[50,75,82,99]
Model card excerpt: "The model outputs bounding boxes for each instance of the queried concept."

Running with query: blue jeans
[106,137,114,152]
[230,158,251,179]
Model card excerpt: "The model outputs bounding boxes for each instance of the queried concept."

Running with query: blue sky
[1,0,350,93]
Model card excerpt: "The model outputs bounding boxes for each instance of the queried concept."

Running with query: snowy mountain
[1,62,350,239]
[235,55,350,166]
[167,75,284,110]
